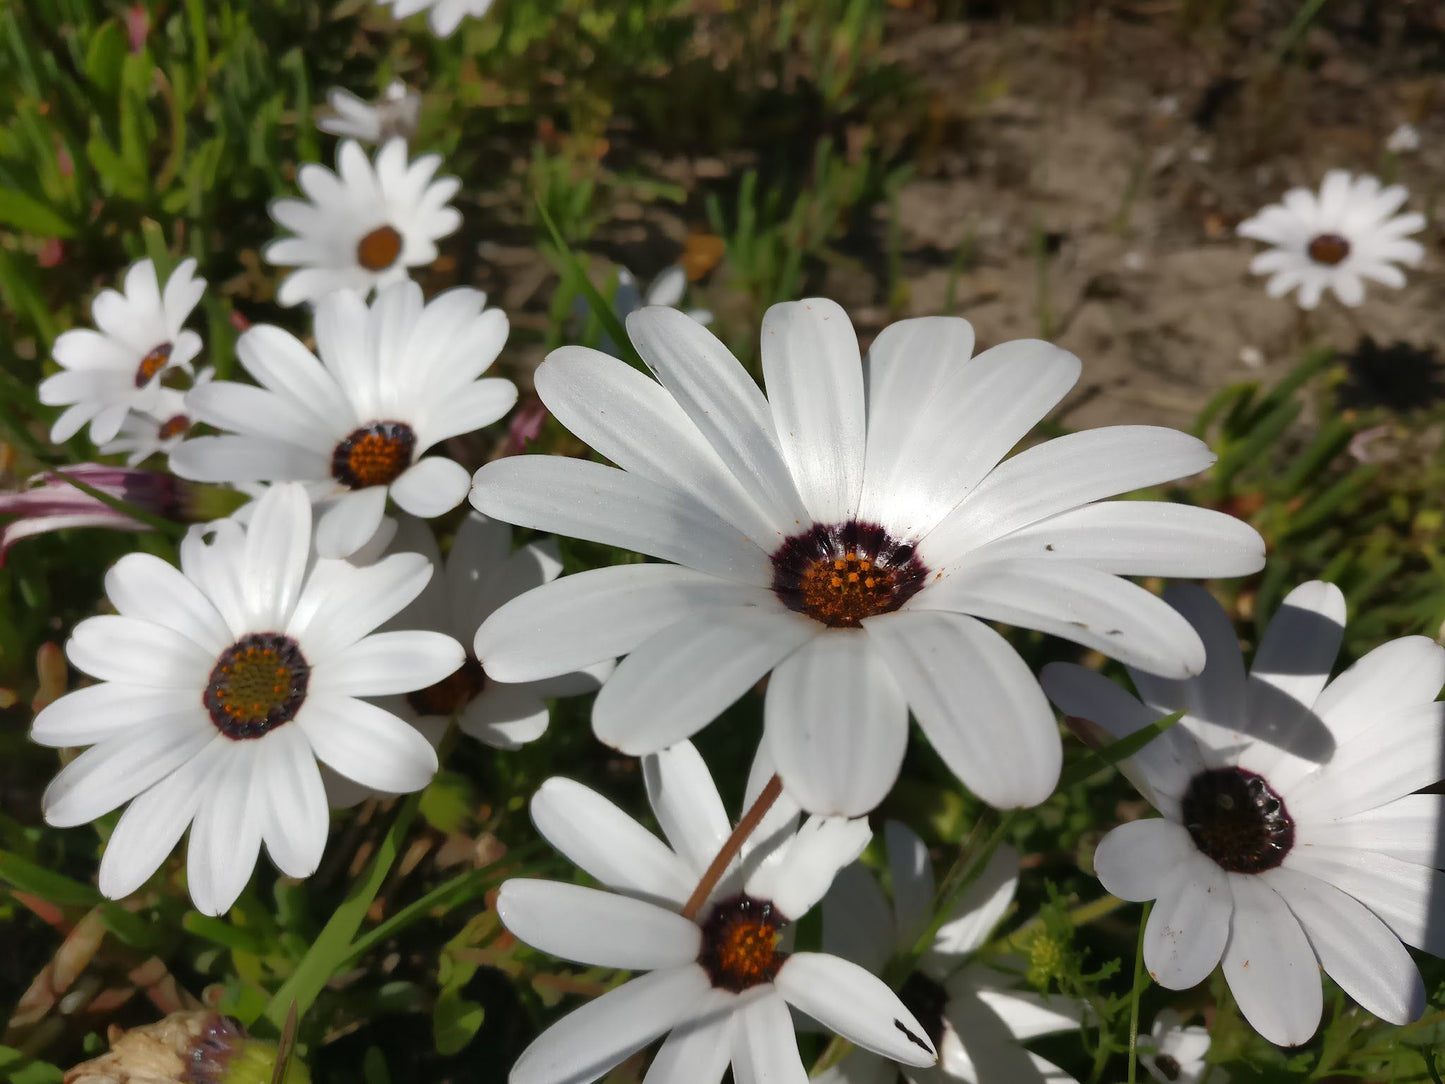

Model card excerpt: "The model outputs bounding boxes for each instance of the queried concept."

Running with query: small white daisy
[30,483,464,915]
[170,281,516,560]
[1386,123,1421,155]
[264,139,460,307]
[380,0,495,38]
[471,300,1264,816]
[38,258,206,446]
[318,81,422,145]
[98,368,213,467]
[1137,1010,1223,1084]
[1237,171,1425,309]
[817,822,1081,1084]
[1042,581,1445,1046]
[500,740,938,1084]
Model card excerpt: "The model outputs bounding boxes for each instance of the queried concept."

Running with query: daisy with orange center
[170,281,516,559]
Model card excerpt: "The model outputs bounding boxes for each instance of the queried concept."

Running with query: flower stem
[1126,900,1152,1084]
[680,774,784,922]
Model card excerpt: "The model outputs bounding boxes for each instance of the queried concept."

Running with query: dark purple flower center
[1307,233,1350,266]
[697,894,786,992]
[204,633,310,740]
[771,520,928,628]
[1181,767,1294,873]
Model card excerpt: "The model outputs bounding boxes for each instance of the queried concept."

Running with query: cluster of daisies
[13,49,1444,1084]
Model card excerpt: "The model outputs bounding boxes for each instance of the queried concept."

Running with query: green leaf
[257,794,422,1033]
[0,188,75,237]
[1058,710,1184,789]
[0,850,102,907]
[418,770,474,834]
[83,19,126,96]
[432,990,485,1056]
[0,1045,63,1084]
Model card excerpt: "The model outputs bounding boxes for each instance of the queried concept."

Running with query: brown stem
[680,774,785,921]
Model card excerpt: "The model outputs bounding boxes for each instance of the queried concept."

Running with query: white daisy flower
[170,281,516,560]
[1237,171,1425,309]
[30,483,464,916]
[264,139,460,307]
[1137,1010,1223,1084]
[98,368,213,467]
[817,822,1081,1084]
[38,258,206,446]
[1041,581,1445,1047]
[380,0,495,38]
[325,512,613,807]
[318,81,422,145]
[499,740,938,1084]
[470,301,1265,815]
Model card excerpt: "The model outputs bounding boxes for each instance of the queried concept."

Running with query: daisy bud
[63,1012,309,1084]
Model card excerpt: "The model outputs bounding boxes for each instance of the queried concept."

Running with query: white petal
[241,483,312,627]
[98,738,225,900]
[67,614,214,688]
[1266,866,1424,1025]
[642,1008,734,1084]
[472,456,772,585]
[594,608,819,755]
[104,553,231,656]
[234,324,352,431]
[973,988,1081,1040]
[510,966,714,1084]
[43,720,216,828]
[530,777,695,907]
[297,695,438,793]
[920,426,1216,568]
[821,862,894,974]
[1093,819,1198,903]
[390,456,470,518]
[1239,581,1344,780]
[644,742,732,881]
[1312,635,1445,748]
[32,683,200,748]
[1143,850,1231,989]
[971,502,1263,578]
[1039,663,1202,817]
[732,992,808,1084]
[931,844,1019,959]
[866,609,1061,809]
[536,347,782,544]
[1283,847,1445,956]
[915,559,1205,679]
[886,821,936,949]
[764,629,908,816]
[862,331,1080,538]
[316,487,391,559]
[746,815,870,919]
[259,724,329,879]
[475,564,769,683]
[1286,701,1445,822]
[458,683,550,749]
[498,879,701,969]
[760,299,865,523]
[777,953,937,1066]
[187,743,263,915]
[626,306,808,530]
[288,550,433,659]
[1220,875,1322,1047]
[1294,794,1445,864]
[312,630,464,696]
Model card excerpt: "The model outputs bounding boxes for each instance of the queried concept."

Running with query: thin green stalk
[1127,901,1152,1084]
[258,793,422,1033]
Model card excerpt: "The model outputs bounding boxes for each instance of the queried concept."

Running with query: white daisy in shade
[98,368,212,467]
[1137,1010,1223,1084]
[39,258,205,445]
[264,139,460,307]
[817,822,1081,1084]
[325,513,613,807]
[379,0,495,38]
[318,81,421,145]
[501,740,938,1084]
[1041,581,1445,1047]
[1237,171,1425,309]
[171,280,516,559]
[29,483,463,916]
[470,300,1265,815]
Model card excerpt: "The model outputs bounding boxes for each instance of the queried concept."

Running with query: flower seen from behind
[1237,171,1425,309]
[171,281,516,559]
[264,139,460,307]
[817,822,1081,1084]
[471,300,1264,816]
[318,81,421,144]
[498,740,938,1084]
[30,483,464,915]
[1042,581,1445,1046]
[39,258,205,446]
